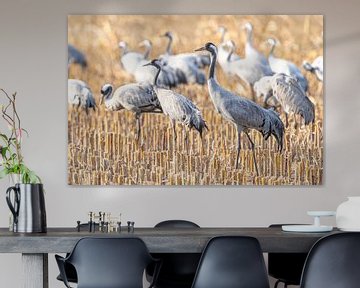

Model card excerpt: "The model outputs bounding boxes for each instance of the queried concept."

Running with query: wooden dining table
[0,226,339,288]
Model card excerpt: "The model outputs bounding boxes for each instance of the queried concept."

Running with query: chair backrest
[300,232,360,288]
[67,237,154,288]
[152,220,201,284]
[155,220,200,228]
[268,224,308,285]
[191,236,270,288]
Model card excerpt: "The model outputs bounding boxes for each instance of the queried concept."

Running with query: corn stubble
[68,15,323,185]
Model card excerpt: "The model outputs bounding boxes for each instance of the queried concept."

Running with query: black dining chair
[300,232,360,288]
[55,237,161,288]
[191,236,270,288]
[56,223,99,284]
[146,220,201,288]
[268,224,308,288]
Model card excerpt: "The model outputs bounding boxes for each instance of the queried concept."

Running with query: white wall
[0,0,360,287]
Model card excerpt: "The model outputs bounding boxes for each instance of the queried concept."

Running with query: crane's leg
[170,119,177,150]
[245,132,260,177]
[294,114,299,130]
[250,84,256,102]
[236,131,241,169]
[183,126,189,154]
[135,113,141,142]
[285,113,289,128]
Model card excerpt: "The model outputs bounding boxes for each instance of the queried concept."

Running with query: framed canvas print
[67,15,323,185]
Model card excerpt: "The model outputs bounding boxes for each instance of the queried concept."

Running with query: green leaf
[0,168,9,179]
[0,133,8,142]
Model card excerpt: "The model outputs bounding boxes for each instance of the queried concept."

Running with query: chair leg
[274,280,281,288]
[274,279,289,288]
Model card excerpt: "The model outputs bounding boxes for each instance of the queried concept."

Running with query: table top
[0,227,340,254]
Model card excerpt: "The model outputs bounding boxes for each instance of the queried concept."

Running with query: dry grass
[68,15,323,185]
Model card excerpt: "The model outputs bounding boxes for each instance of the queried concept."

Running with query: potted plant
[0,89,40,183]
[1,89,46,233]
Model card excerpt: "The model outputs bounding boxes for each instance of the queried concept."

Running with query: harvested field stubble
[68,15,323,185]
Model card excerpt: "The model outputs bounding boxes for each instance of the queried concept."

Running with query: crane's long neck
[208,50,217,80]
[246,28,253,46]
[166,36,172,55]
[120,44,128,56]
[269,42,275,57]
[144,44,152,59]
[227,45,234,62]
[153,66,161,86]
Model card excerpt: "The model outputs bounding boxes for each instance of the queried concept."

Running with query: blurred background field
[68,15,323,185]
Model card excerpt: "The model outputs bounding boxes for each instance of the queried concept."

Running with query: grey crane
[226,40,273,100]
[134,40,179,88]
[139,39,152,59]
[195,42,284,175]
[118,41,145,74]
[159,32,206,85]
[100,82,162,141]
[270,73,315,127]
[68,44,87,69]
[303,56,323,82]
[162,31,210,68]
[243,22,269,66]
[143,59,208,149]
[217,26,241,76]
[253,75,279,107]
[68,79,96,114]
[267,38,308,92]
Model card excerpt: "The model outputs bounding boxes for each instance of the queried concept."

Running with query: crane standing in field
[225,40,273,101]
[216,26,241,76]
[68,79,96,114]
[267,38,308,92]
[243,22,269,66]
[118,41,146,74]
[100,82,162,141]
[134,39,179,88]
[68,44,87,69]
[254,74,315,127]
[143,59,208,150]
[270,73,315,127]
[162,31,210,68]
[303,56,323,82]
[159,32,206,85]
[195,42,284,175]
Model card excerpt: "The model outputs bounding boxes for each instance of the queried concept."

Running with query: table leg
[22,253,48,288]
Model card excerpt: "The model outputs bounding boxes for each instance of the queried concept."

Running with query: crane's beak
[194,47,205,52]
[100,95,104,105]
[143,62,152,67]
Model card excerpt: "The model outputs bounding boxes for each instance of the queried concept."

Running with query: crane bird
[217,26,241,76]
[267,38,308,92]
[253,75,279,107]
[160,32,206,85]
[243,22,269,66]
[100,82,162,141]
[68,44,87,69]
[118,41,145,74]
[68,79,96,113]
[143,59,208,149]
[303,56,323,82]
[225,40,273,100]
[134,40,179,88]
[195,42,284,175]
[270,73,315,127]
[162,31,210,68]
